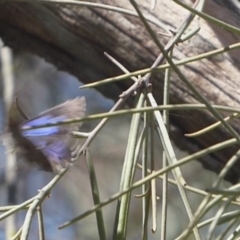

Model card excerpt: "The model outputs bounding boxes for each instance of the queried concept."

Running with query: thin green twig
[20,168,68,240]
[59,137,237,229]
[85,149,106,240]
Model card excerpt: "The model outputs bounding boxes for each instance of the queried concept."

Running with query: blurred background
[0,53,236,240]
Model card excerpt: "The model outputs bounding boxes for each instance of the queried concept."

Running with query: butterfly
[7,97,86,173]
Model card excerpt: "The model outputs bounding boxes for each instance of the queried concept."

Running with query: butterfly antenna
[15,97,30,120]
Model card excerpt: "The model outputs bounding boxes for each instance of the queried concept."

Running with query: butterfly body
[8,97,86,172]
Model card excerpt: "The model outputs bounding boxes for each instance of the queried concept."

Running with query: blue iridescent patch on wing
[42,140,71,162]
[21,115,66,136]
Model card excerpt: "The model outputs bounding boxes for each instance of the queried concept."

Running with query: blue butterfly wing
[27,136,74,171]
[19,97,86,172]
[22,97,86,135]
[22,115,66,136]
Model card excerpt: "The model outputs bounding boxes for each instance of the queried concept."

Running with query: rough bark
[1,0,240,183]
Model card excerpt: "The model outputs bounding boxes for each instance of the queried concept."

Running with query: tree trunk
[1,0,240,183]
